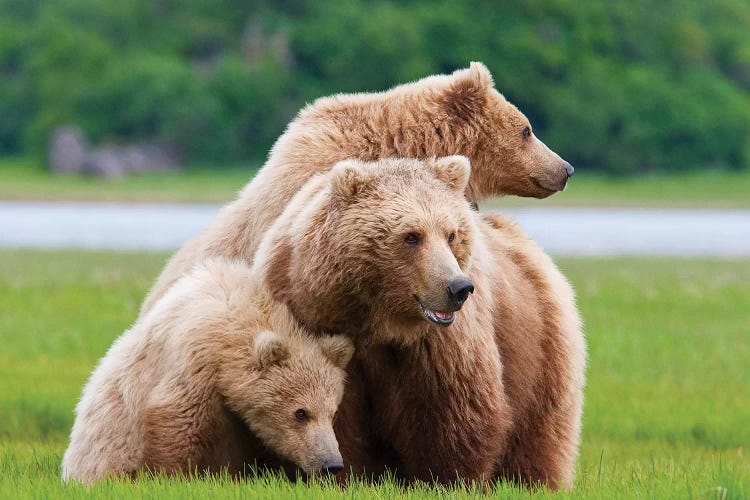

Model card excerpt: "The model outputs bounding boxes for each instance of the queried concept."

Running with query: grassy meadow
[0,250,748,498]
[3,158,750,208]
[0,159,253,204]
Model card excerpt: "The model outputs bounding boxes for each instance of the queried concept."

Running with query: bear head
[257,156,478,345]
[440,62,574,200]
[244,330,354,476]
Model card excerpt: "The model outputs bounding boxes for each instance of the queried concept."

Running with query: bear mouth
[531,176,565,194]
[416,298,456,326]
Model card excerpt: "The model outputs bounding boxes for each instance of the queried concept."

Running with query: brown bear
[253,156,585,489]
[139,62,574,317]
[62,258,354,484]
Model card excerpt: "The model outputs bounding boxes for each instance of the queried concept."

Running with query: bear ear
[443,62,494,119]
[430,155,472,193]
[319,335,355,370]
[254,330,290,369]
[330,159,375,199]
[466,61,494,89]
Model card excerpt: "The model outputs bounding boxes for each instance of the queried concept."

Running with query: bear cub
[62,258,354,483]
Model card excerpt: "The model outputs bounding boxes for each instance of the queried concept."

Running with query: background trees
[1,0,748,173]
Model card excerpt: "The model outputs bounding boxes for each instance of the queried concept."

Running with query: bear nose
[447,277,474,308]
[563,161,574,178]
[321,459,344,476]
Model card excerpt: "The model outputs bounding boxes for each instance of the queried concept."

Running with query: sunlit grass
[1,250,748,497]
[489,169,750,209]
[2,157,750,207]
[0,158,255,203]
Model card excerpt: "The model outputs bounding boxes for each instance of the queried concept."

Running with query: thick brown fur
[481,213,585,489]
[62,259,354,483]
[253,157,585,489]
[140,62,572,317]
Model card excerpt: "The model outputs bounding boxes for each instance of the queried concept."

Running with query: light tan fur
[62,259,354,484]
[140,62,572,317]
[253,157,585,489]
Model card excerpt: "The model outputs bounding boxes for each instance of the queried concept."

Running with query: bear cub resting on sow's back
[62,259,354,483]
[254,156,585,489]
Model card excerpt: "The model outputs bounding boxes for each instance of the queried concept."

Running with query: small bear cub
[62,258,353,483]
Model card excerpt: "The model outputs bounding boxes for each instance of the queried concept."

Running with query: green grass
[1,250,749,498]
[0,158,255,203]
[487,169,750,209]
[2,157,750,208]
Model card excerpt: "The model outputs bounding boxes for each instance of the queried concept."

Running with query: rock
[48,126,89,175]
[122,143,180,173]
[48,125,182,178]
[82,145,128,179]
[83,143,181,179]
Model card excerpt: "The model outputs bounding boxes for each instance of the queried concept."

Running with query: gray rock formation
[48,126,181,178]
[48,126,88,175]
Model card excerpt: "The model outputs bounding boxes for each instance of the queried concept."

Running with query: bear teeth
[423,308,455,326]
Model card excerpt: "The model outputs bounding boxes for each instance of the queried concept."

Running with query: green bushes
[75,54,223,159]
[0,0,748,173]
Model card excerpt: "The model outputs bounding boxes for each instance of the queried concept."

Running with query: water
[1,202,749,257]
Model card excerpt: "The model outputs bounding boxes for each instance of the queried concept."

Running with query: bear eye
[294,409,308,422]
[522,126,531,140]
[404,233,421,246]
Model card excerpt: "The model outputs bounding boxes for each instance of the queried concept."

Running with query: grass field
[2,158,750,208]
[1,251,749,498]
[0,159,253,204]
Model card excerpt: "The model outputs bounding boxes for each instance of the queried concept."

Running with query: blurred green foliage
[0,0,748,173]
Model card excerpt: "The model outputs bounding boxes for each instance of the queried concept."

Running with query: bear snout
[321,457,344,475]
[563,161,574,178]
[531,161,574,194]
[555,161,575,191]
[447,277,475,309]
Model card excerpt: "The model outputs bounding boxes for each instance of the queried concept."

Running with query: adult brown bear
[254,156,585,489]
[139,62,573,317]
